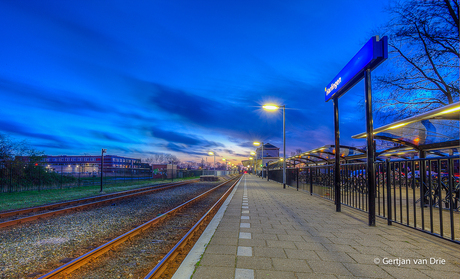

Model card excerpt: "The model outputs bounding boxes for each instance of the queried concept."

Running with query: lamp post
[263,104,286,189]
[253,142,264,178]
[222,158,228,174]
[100,148,107,193]
[250,151,256,175]
[201,158,204,176]
[208,152,216,176]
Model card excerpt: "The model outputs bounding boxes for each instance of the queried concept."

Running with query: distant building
[241,143,280,172]
[16,155,150,175]
[256,143,280,161]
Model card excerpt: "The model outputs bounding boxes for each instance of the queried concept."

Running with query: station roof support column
[365,69,376,226]
[333,97,341,212]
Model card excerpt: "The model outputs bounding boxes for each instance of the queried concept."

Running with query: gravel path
[0,180,226,278]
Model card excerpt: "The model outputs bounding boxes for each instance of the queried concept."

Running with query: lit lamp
[263,104,286,189]
[208,151,216,176]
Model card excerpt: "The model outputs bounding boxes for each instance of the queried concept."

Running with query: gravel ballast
[0,179,229,278]
[70,180,233,279]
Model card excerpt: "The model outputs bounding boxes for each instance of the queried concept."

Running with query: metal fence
[0,163,213,192]
[267,156,460,243]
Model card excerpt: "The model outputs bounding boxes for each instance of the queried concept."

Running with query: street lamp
[253,141,264,178]
[222,158,228,172]
[208,151,216,176]
[250,151,256,175]
[263,104,286,189]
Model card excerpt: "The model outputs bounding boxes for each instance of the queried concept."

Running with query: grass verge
[0,177,199,212]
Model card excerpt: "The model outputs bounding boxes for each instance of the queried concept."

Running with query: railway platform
[174,174,459,279]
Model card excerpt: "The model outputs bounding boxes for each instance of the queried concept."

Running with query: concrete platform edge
[172,177,242,279]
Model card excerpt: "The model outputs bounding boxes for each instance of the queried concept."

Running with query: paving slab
[235,268,254,279]
[175,174,460,279]
[200,254,236,267]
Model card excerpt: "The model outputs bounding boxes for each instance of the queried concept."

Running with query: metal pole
[38,163,41,192]
[365,69,376,226]
[296,168,299,191]
[261,142,264,178]
[386,158,392,225]
[333,97,341,212]
[419,150,426,218]
[100,150,104,192]
[267,162,269,181]
[283,106,286,189]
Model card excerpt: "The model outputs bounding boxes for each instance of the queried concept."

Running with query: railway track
[0,179,198,229]
[38,175,241,279]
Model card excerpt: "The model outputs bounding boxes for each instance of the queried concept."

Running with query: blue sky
[0,0,393,164]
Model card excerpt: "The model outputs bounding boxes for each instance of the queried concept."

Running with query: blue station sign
[325,36,388,102]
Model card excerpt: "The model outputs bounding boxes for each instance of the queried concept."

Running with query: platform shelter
[264,102,460,244]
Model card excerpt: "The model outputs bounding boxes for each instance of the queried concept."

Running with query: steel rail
[38,175,241,279]
[0,180,198,229]
[144,175,241,278]
[0,179,198,219]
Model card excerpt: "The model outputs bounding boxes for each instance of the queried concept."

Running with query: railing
[0,163,214,193]
[339,162,368,212]
[267,156,460,243]
[374,157,459,242]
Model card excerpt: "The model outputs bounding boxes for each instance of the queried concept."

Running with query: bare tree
[373,0,459,121]
[0,134,43,161]
[144,153,180,165]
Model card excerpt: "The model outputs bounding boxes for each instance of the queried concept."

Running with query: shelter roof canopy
[352,102,460,149]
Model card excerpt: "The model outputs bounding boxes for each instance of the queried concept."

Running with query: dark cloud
[148,81,342,154]
[0,77,109,117]
[234,153,249,157]
[150,84,281,140]
[238,141,257,148]
[0,77,164,126]
[0,0,387,161]
[91,131,141,144]
[0,119,67,144]
[164,143,209,156]
[150,126,224,148]
[151,127,202,145]
[34,142,75,150]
